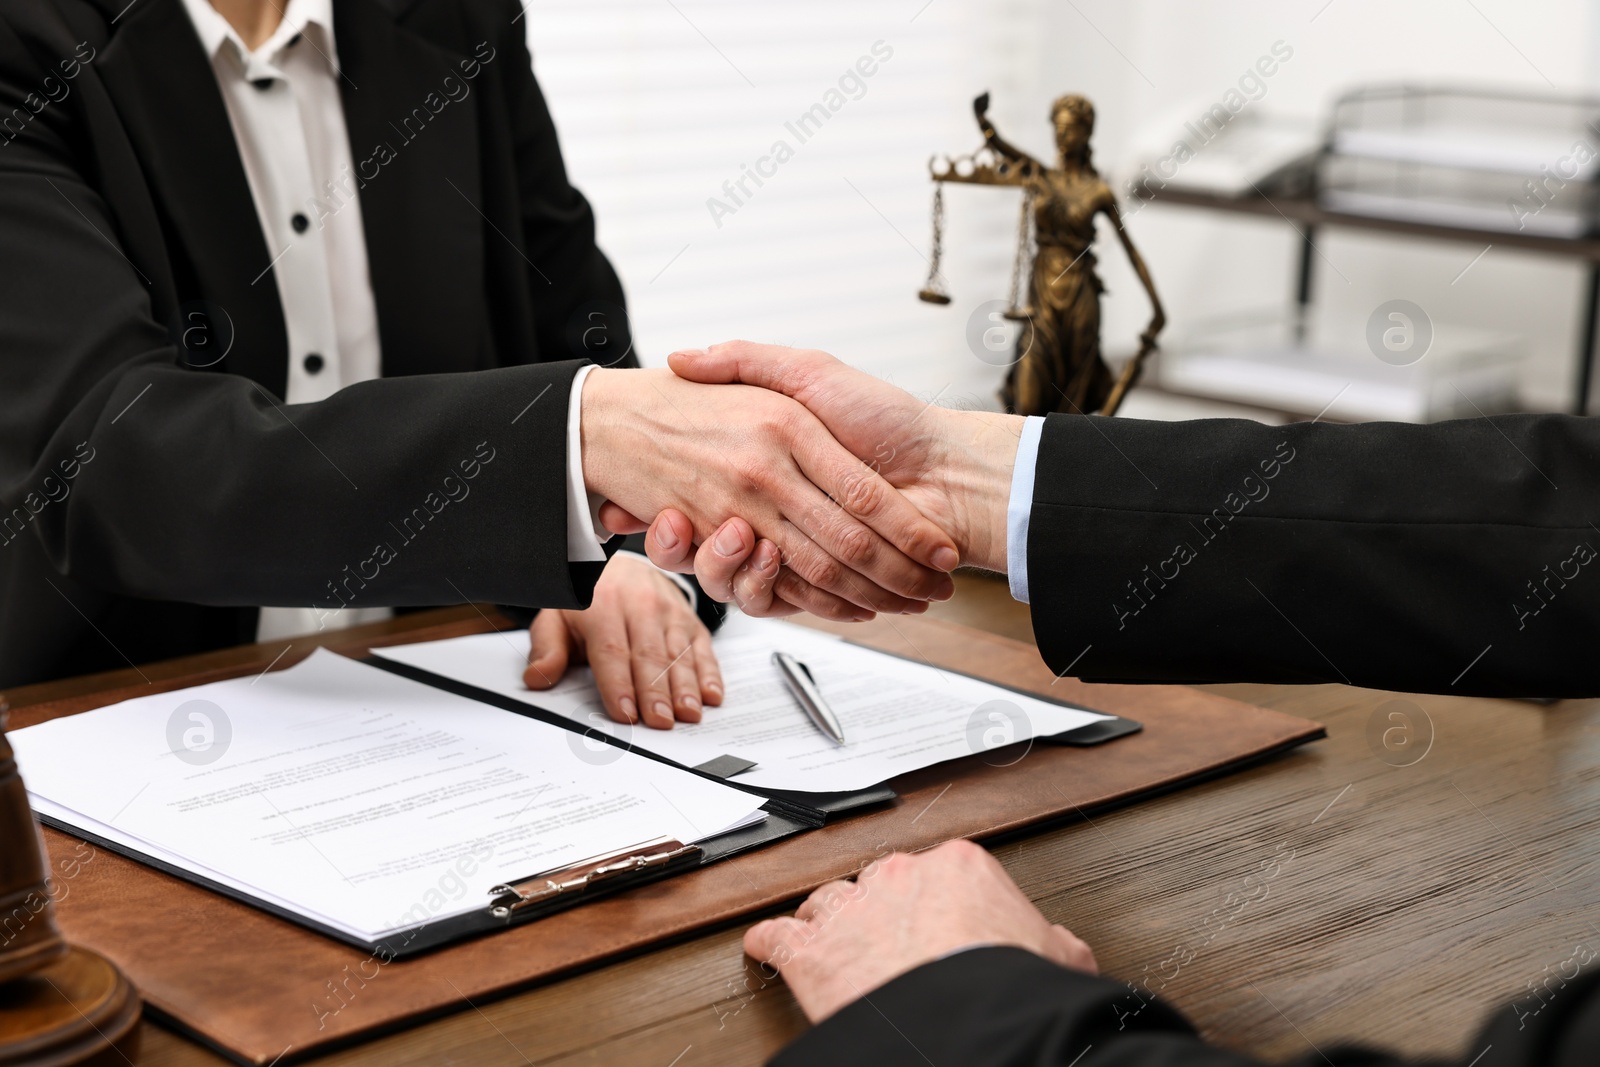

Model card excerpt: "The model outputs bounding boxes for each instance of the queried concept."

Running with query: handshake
[580,341,1024,619]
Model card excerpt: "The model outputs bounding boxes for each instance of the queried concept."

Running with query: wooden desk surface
[7,573,1596,1066]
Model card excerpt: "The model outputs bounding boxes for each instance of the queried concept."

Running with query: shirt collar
[180,0,339,80]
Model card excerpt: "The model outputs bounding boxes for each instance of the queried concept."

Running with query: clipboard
[14,649,819,962]
[34,802,812,961]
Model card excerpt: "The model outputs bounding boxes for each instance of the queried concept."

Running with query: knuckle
[878,852,913,875]
[806,555,845,592]
[729,453,769,497]
[775,572,843,620]
[758,397,803,441]
[945,839,983,859]
[634,640,669,666]
[830,521,876,568]
[942,839,989,867]
[593,639,629,662]
[838,469,883,518]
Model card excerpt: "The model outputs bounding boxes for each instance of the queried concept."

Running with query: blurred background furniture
[1133,83,1600,419]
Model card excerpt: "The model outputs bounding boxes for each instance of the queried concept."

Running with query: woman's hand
[579,367,957,622]
[523,553,722,730]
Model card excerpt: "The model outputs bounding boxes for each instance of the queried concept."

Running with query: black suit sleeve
[493,1,635,370]
[775,946,1600,1067]
[487,0,723,619]
[1025,413,1600,698]
[0,13,594,619]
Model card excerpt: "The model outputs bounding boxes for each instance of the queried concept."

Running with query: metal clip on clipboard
[486,837,701,919]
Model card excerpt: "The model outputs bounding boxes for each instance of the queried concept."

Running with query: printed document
[375,616,1112,792]
[10,649,764,942]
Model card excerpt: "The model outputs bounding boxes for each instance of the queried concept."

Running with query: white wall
[526,0,1600,413]
[1054,0,1599,413]
[523,0,1051,409]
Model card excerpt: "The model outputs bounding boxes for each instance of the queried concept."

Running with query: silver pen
[772,651,847,744]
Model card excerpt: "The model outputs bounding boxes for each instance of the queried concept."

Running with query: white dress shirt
[179,0,608,642]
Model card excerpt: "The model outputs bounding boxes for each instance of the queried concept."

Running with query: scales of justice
[919,92,1166,418]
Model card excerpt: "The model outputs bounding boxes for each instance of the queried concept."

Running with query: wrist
[930,409,1022,573]
[579,366,643,505]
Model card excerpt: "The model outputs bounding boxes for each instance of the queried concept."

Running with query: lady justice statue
[920,92,1165,417]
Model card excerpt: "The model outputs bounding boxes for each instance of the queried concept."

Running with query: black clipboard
[36,803,811,960]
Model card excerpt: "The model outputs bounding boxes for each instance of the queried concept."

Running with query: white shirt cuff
[566,364,610,562]
[1006,416,1045,604]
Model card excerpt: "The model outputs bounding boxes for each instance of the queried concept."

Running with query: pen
[772,651,847,744]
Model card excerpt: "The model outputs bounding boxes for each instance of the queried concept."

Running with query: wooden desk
[6,574,1595,1066]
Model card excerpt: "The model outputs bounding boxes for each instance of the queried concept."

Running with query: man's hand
[744,840,1097,1023]
[523,553,720,730]
[629,344,1024,613]
[580,367,958,621]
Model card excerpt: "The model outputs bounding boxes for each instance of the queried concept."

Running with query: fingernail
[682,693,701,713]
[716,525,745,557]
[619,696,638,723]
[652,700,674,727]
[932,547,960,572]
[932,580,955,602]
[705,682,723,701]
[656,523,680,551]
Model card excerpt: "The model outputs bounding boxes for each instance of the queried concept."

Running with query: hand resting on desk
[744,840,1096,1023]
[748,840,1600,1066]
[524,553,721,729]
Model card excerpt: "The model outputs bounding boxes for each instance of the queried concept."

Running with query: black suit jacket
[1026,412,1600,698]
[777,946,1600,1066]
[779,413,1600,1064]
[0,0,640,688]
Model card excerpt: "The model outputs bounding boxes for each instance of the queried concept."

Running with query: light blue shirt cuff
[1006,416,1046,604]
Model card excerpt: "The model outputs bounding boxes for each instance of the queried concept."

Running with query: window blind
[522,0,1048,403]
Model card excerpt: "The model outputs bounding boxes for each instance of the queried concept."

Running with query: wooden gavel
[0,708,140,1066]
[0,724,69,983]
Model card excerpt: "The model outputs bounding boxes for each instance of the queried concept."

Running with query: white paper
[9,649,764,942]
[375,616,1112,792]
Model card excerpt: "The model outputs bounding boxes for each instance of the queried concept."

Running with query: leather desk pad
[16,616,1324,1064]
